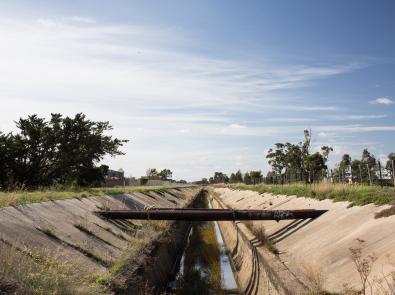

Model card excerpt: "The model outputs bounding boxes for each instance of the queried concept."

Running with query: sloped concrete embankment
[214,187,395,294]
[211,195,307,295]
[0,187,201,293]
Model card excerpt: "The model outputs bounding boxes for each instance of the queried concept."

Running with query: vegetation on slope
[0,184,190,208]
[230,183,395,206]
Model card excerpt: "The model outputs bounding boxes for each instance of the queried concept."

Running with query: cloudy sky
[0,0,394,181]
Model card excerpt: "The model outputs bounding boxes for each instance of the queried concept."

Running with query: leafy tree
[146,168,159,179]
[361,149,378,182]
[243,172,252,184]
[159,169,173,180]
[0,113,127,188]
[351,159,363,183]
[266,130,332,183]
[266,143,287,175]
[305,152,326,183]
[385,152,395,179]
[249,170,263,184]
[212,172,229,183]
[200,178,209,185]
[235,170,243,183]
[229,173,237,183]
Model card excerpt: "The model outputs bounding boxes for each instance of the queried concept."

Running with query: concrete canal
[168,191,239,294]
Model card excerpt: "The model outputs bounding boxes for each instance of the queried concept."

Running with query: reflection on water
[168,198,239,294]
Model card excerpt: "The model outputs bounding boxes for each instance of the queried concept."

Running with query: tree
[385,152,395,179]
[361,149,378,183]
[266,130,332,183]
[266,143,287,175]
[243,172,252,184]
[339,154,352,182]
[159,169,173,180]
[250,170,263,184]
[229,173,237,183]
[212,172,229,183]
[305,153,326,183]
[146,168,159,179]
[235,170,243,183]
[0,113,127,188]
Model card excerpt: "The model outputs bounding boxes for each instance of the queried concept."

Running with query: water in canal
[168,196,239,294]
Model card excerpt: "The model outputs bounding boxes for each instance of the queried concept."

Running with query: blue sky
[0,1,394,181]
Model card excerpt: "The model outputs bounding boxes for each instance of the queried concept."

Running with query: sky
[0,0,394,181]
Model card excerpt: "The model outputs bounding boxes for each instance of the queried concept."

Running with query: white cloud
[329,114,387,120]
[227,124,247,129]
[317,125,395,133]
[0,16,365,180]
[369,97,394,105]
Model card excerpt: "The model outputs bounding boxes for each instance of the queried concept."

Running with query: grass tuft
[244,221,279,255]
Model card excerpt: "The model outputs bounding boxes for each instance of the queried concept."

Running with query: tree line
[198,129,395,186]
[265,129,332,183]
[197,170,264,185]
[0,113,127,189]
[334,150,395,185]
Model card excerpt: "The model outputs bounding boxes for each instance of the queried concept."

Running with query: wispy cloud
[328,114,388,120]
[0,16,369,180]
[369,97,394,105]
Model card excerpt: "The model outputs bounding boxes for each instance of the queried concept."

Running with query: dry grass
[231,183,395,206]
[244,221,279,255]
[0,184,191,208]
[0,241,107,295]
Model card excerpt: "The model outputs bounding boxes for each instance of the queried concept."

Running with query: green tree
[266,130,332,183]
[385,152,395,179]
[146,168,159,179]
[235,170,243,183]
[0,113,127,188]
[249,170,263,184]
[212,172,229,183]
[159,169,173,180]
[305,153,326,183]
[229,173,237,183]
[361,149,378,183]
[243,172,252,184]
[266,143,287,175]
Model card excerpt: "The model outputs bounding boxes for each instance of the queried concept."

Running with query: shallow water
[213,219,238,291]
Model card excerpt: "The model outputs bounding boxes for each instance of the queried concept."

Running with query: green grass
[230,183,395,206]
[0,184,191,208]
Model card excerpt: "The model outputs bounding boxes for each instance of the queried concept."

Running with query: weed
[243,221,279,255]
[349,239,377,295]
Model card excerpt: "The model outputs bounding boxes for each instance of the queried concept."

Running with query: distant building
[103,169,125,187]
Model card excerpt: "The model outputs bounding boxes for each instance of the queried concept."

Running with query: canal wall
[211,195,307,295]
[0,187,201,293]
[213,187,395,294]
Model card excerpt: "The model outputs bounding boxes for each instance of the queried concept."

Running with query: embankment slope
[214,187,395,293]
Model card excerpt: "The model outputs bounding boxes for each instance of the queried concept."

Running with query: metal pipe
[95,208,327,221]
